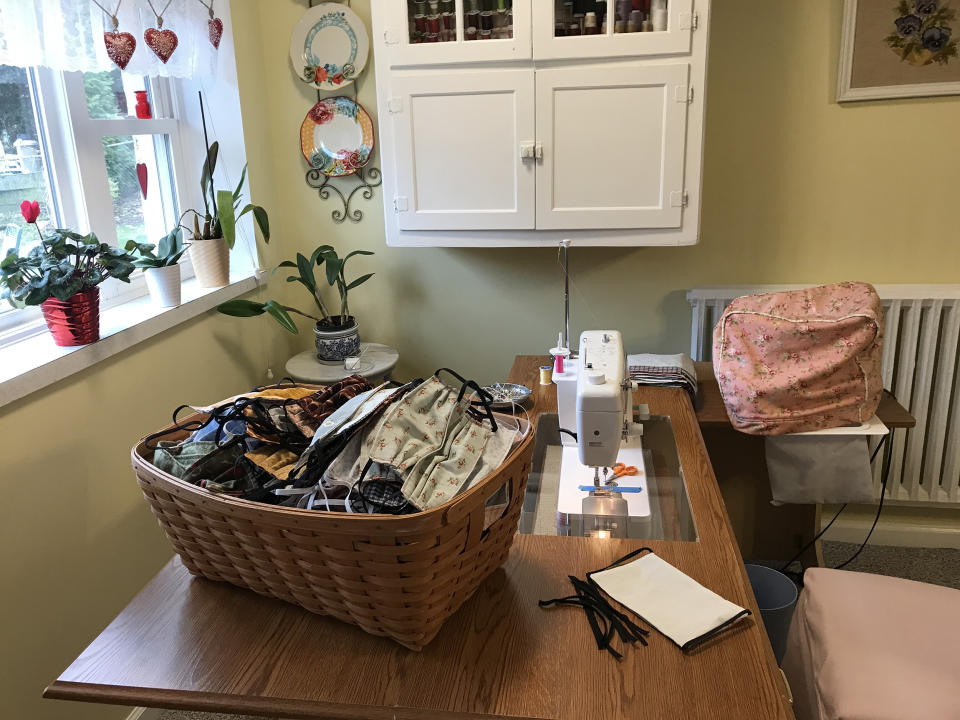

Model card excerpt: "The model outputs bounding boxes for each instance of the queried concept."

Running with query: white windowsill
[0,273,262,409]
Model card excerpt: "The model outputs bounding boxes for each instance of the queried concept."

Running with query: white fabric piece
[590,552,749,650]
[764,435,876,505]
[0,0,219,77]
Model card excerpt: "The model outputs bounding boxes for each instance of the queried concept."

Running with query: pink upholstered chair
[782,568,960,720]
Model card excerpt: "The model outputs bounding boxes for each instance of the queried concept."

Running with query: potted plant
[125,227,189,307]
[182,139,270,288]
[0,200,136,346]
[217,244,374,361]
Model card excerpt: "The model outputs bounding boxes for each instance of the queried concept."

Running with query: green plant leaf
[296,253,316,293]
[232,164,248,202]
[217,190,236,250]
[343,250,374,261]
[201,141,219,204]
[325,257,342,287]
[346,272,374,290]
[252,205,270,243]
[165,248,188,266]
[216,299,266,317]
[263,300,298,334]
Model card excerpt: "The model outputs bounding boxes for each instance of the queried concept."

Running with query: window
[0,64,188,339]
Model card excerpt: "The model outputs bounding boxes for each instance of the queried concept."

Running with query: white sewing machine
[554,330,650,537]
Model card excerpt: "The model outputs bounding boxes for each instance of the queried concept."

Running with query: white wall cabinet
[371,1,710,247]
[390,70,536,230]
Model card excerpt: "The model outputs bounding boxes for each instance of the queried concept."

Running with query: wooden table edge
[43,681,540,720]
[511,356,794,718]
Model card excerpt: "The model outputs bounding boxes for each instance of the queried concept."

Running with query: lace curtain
[0,0,220,77]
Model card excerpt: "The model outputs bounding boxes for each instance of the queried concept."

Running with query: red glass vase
[134,90,152,119]
[40,286,100,346]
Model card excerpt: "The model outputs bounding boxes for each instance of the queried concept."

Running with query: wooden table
[45,356,793,720]
[693,362,915,565]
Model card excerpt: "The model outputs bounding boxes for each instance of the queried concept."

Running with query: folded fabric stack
[627,353,698,403]
[147,371,528,517]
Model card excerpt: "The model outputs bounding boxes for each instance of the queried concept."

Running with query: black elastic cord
[540,548,652,659]
[778,431,891,574]
[835,428,894,570]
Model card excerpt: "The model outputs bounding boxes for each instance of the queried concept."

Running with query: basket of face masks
[131,370,535,651]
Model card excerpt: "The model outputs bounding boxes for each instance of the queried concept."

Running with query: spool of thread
[651,0,667,31]
[584,11,598,34]
[540,365,553,385]
[554,353,565,374]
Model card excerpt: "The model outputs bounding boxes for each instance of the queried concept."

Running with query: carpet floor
[156,541,960,720]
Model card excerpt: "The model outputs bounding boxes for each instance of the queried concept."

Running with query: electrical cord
[779,431,891,574]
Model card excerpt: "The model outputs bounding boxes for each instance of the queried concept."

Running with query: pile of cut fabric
[146,369,528,515]
[627,353,698,403]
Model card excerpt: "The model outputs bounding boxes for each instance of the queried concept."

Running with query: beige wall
[4,1,959,718]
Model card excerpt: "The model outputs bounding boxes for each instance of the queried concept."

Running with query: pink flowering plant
[0,200,136,306]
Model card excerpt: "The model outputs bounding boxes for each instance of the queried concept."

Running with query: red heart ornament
[208,17,223,49]
[136,163,148,200]
[144,27,179,64]
[104,31,136,70]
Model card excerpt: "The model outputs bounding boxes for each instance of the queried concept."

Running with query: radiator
[687,285,960,506]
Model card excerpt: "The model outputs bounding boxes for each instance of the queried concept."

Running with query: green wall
[242,0,960,386]
[4,1,959,718]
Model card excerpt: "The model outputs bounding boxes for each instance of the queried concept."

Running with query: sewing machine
[554,330,649,538]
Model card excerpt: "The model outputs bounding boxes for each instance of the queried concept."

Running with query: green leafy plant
[181,140,270,250]
[124,227,188,269]
[0,200,135,306]
[217,244,374,334]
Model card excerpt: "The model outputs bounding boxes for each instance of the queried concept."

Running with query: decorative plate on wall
[290,3,369,91]
[300,97,375,178]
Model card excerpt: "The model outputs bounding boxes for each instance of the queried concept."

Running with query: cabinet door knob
[534,142,544,161]
[519,142,535,160]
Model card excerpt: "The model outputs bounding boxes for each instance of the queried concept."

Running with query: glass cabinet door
[533,0,696,60]
[382,0,532,66]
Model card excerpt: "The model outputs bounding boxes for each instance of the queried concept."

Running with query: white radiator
[687,285,960,506]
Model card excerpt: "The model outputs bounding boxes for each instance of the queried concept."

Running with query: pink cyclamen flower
[20,200,40,224]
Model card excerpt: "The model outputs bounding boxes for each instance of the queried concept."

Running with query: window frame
[0,65,200,339]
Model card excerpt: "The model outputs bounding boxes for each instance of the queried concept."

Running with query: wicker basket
[132,403,535,650]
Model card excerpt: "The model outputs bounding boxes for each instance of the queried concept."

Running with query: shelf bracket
[305,165,383,224]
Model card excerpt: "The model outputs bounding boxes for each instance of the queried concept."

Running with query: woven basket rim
[132,409,536,524]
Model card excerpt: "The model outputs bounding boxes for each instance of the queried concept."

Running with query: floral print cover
[712,282,884,435]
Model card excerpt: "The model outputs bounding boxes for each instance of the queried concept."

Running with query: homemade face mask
[367,376,468,473]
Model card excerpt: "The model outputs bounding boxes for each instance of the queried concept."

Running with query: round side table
[285,343,399,385]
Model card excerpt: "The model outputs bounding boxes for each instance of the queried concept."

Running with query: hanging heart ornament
[208,17,223,49]
[104,31,136,70]
[144,27,179,63]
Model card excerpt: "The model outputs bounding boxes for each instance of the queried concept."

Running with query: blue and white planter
[314,317,360,362]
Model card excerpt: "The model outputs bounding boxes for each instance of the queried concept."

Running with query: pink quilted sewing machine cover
[712,282,884,435]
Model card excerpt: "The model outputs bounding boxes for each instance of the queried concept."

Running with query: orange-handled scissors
[611,462,638,480]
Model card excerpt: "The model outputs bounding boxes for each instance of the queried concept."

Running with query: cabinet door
[535,63,690,230]
[380,0,531,66]
[390,69,536,231]
[533,0,695,61]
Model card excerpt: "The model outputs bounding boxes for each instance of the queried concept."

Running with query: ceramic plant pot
[191,237,229,288]
[144,264,182,307]
[314,317,360,362]
[40,286,100,346]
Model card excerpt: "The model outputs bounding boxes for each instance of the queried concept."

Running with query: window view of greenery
[84,70,176,249]
[0,65,57,266]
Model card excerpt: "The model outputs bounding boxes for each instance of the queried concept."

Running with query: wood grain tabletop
[45,356,794,720]
[694,361,916,429]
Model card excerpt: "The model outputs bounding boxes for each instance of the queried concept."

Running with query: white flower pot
[191,237,229,288]
[144,265,182,307]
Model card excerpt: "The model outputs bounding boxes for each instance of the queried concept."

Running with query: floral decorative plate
[300,97,374,178]
[290,3,369,91]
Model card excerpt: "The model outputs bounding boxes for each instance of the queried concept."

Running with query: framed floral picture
[838,0,960,101]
